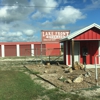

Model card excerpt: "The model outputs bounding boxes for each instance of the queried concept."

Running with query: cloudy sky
[0,0,100,42]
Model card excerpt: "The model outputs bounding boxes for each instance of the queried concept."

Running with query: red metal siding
[34,44,46,56]
[20,45,31,56]
[0,42,41,45]
[80,41,98,64]
[5,45,16,56]
[45,43,60,56]
[74,28,100,40]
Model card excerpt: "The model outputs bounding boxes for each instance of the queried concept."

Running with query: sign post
[41,30,70,64]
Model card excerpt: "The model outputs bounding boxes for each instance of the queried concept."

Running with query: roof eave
[66,23,100,40]
[60,23,100,42]
[60,37,69,42]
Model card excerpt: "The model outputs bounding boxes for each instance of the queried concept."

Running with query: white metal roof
[61,23,100,42]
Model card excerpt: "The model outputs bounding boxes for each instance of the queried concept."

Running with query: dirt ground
[26,63,100,92]
[0,58,100,99]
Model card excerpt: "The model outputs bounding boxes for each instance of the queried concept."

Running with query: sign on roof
[41,30,70,43]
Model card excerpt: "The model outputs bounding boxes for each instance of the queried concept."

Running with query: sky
[0,0,100,42]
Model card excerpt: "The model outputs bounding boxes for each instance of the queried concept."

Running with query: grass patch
[44,88,67,100]
[43,89,92,100]
[0,70,45,100]
[75,86,100,92]
[31,70,40,75]
[58,77,66,82]
[83,86,100,91]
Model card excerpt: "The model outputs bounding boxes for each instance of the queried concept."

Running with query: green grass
[0,70,44,100]
[0,68,99,100]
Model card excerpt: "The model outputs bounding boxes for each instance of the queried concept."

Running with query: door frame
[70,42,80,65]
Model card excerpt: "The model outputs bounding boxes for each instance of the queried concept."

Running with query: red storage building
[45,43,60,56]
[61,23,100,65]
[0,42,60,57]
